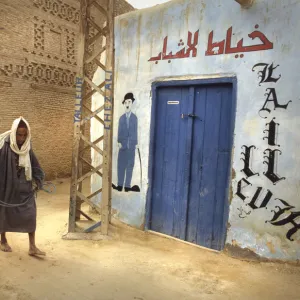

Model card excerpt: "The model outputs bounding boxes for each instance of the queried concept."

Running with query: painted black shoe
[112,183,123,192]
[131,185,140,192]
[124,185,140,192]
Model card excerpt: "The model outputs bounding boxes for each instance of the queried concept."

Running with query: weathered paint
[92,0,300,260]
[234,0,255,8]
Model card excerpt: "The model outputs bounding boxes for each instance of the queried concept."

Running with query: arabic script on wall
[148,25,273,63]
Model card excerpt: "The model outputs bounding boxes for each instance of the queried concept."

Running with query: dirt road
[0,179,299,300]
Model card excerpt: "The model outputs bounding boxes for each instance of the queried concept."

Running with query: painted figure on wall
[112,93,141,193]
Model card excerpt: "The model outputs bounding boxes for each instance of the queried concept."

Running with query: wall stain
[224,243,269,262]
[266,241,276,254]
[120,18,129,28]
[232,168,236,180]
[136,14,142,82]
[281,43,291,53]
[139,220,146,231]
[111,208,120,218]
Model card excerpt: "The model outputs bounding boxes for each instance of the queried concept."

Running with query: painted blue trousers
[117,148,135,188]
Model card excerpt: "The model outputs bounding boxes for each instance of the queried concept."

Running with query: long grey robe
[0,136,43,233]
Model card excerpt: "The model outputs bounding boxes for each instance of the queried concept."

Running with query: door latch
[181,113,199,119]
[188,114,197,118]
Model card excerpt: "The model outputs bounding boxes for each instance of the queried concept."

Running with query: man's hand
[118,143,122,148]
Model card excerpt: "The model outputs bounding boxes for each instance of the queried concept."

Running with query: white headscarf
[0,117,32,181]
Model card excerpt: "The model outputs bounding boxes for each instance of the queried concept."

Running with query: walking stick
[137,148,142,189]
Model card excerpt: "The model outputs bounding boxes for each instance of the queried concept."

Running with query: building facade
[92,0,300,260]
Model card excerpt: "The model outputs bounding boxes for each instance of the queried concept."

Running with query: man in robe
[0,117,45,256]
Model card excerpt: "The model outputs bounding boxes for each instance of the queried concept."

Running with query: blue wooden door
[150,84,234,251]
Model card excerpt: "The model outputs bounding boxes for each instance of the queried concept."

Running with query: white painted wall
[93,0,300,260]
[127,0,171,9]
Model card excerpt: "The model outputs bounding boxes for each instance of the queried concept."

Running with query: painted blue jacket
[118,113,138,150]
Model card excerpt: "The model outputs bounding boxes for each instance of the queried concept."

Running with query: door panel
[196,87,223,248]
[150,87,190,237]
[212,87,233,249]
[186,87,207,243]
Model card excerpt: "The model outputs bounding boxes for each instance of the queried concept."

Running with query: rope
[32,167,57,194]
[0,167,56,208]
[0,191,35,208]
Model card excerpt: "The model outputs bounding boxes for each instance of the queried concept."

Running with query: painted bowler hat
[122,92,135,104]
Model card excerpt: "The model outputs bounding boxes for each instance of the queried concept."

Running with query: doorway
[147,79,236,251]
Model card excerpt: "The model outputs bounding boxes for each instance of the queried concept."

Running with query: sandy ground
[0,178,300,300]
